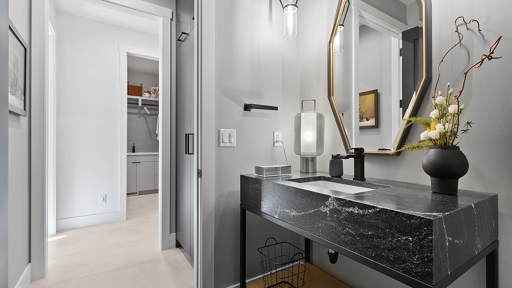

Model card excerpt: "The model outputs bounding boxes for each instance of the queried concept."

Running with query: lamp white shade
[294,111,325,157]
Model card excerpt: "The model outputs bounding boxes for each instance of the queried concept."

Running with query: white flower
[447,82,451,88]
[427,130,440,139]
[448,88,454,96]
[437,91,443,97]
[445,123,453,131]
[435,96,446,105]
[435,124,446,133]
[448,105,459,114]
[420,130,430,141]
[430,109,440,119]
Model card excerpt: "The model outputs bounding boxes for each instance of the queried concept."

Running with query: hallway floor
[29,194,193,288]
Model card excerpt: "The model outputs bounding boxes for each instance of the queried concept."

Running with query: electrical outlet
[99,194,107,204]
[273,131,282,147]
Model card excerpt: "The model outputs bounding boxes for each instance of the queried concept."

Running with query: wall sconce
[333,0,350,54]
[280,0,298,40]
[294,100,325,172]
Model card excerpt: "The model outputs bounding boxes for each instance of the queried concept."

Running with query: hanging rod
[127,103,159,107]
[244,104,278,112]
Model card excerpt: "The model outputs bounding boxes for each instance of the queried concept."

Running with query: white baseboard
[169,233,176,248]
[15,264,31,288]
[56,211,120,231]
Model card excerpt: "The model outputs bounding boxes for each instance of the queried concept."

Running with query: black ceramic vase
[422,146,469,195]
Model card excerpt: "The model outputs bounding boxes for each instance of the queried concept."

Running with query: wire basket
[257,237,307,288]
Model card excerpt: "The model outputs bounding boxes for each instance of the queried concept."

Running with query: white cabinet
[127,155,158,194]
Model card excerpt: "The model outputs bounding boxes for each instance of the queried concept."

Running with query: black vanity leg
[305,238,311,263]
[486,248,498,288]
[240,205,247,288]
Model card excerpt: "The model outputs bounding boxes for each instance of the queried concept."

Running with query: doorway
[33,0,181,282]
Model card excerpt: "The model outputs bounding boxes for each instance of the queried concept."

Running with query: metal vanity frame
[240,203,499,288]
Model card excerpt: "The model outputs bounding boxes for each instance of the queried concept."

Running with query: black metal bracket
[243,104,278,112]
[177,32,189,42]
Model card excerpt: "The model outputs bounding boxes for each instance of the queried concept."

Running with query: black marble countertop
[240,171,498,286]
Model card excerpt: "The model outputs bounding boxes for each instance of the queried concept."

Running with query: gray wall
[205,0,512,287]
[213,0,302,286]
[0,0,9,286]
[358,25,393,150]
[56,11,159,229]
[306,0,512,287]
[127,68,159,153]
[127,105,159,153]
[8,0,31,287]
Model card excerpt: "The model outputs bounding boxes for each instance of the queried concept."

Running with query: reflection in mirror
[328,0,431,155]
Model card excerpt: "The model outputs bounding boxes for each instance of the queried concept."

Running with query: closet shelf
[127,95,160,106]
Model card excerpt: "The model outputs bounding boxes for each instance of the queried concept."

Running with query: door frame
[31,0,177,280]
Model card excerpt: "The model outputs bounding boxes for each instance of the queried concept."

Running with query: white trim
[56,212,120,231]
[31,0,49,280]
[14,264,31,288]
[390,37,401,143]
[357,1,408,33]
[118,45,159,223]
[103,0,173,19]
[158,16,175,251]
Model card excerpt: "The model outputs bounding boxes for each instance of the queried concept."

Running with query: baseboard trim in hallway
[15,263,31,288]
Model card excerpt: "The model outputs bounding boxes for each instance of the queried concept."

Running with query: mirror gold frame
[328,0,432,155]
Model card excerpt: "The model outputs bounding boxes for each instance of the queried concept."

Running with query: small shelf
[247,263,351,288]
[127,95,160,106]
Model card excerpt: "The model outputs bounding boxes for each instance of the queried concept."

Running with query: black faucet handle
[331,154,342,159]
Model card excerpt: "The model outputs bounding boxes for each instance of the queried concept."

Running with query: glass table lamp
[294,100,325,172]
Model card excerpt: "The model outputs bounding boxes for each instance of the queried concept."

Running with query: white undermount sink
[302,180,374,194]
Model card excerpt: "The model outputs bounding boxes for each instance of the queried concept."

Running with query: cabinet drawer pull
[132,162,141,164]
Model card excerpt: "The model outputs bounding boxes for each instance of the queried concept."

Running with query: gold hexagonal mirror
[328,0,432,155]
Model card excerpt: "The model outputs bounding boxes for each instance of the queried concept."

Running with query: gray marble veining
[240,172,498,285]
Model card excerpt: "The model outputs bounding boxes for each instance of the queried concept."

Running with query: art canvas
[8,26,27,116]
[359,89,379,129]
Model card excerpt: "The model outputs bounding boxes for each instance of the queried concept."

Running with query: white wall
[8,0,31,287]
[56,12,159,230]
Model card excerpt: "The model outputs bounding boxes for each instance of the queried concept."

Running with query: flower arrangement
[397,16,502,153]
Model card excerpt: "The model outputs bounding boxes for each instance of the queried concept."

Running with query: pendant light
[280,0,298,40]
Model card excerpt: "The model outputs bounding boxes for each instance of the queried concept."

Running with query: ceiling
[54,0,160,35]
[128,55,159,75]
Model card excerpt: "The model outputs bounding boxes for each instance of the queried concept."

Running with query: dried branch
[450,35,502,145]
[432,16,481,99]
[432,16,502,145]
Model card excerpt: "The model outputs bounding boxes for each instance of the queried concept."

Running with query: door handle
[185,133,194,155]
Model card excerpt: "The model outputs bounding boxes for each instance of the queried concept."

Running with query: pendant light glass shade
[280,0,298,40]
[333,24,344,54]
[294,100,325,172]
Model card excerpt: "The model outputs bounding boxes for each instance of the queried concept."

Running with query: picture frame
[8,20,28,117]
[359,89,379,129]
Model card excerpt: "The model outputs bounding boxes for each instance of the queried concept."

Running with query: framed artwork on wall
[359,89,379,129]
[8,21,28,117]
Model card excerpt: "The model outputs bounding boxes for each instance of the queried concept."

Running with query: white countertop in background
[127,152,159,156]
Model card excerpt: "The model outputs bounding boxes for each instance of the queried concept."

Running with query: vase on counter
[422,146,469,195]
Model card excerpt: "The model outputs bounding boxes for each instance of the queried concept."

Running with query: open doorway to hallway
[31,0,192,286]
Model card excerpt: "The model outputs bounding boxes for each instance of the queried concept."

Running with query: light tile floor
[29,194,193,288]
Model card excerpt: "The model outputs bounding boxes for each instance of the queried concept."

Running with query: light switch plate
[219,129,236,147]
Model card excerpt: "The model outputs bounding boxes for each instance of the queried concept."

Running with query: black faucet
[341,147,365,181]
